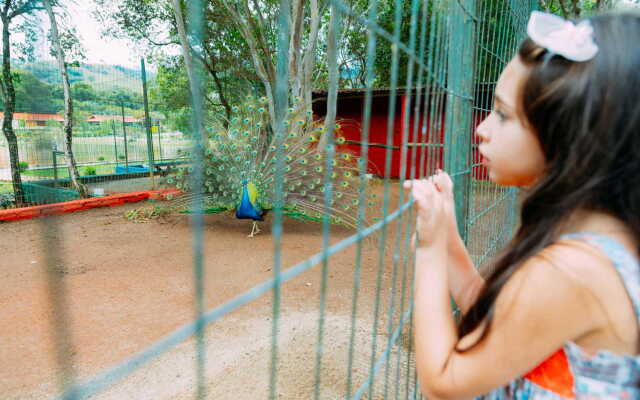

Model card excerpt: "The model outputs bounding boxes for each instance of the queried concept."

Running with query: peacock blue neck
[235,180,263,221]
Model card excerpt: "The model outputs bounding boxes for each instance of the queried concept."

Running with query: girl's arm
[447,233,485,314]
[432,171,485,314]
[406,176,606,400]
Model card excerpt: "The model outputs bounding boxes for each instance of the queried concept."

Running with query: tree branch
[9,0,43,20]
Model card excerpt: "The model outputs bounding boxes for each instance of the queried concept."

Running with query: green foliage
[98,156,106,161]
[83,166,97,176]
[10,70,61,113]
[18,161,29,172]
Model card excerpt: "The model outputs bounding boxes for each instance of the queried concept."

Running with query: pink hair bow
[527,11,599,62]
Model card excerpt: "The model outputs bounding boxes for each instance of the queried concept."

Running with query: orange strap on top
[523,348,575,398]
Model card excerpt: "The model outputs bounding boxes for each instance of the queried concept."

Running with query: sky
[34,0,144,68]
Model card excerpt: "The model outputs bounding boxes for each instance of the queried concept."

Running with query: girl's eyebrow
[494,94,513,110]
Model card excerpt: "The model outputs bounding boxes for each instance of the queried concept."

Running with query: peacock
[165,97,377,237]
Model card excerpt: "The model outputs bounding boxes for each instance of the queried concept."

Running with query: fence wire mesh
[1,0,536,399]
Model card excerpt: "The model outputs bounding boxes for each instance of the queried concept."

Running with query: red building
[312,88,488,179]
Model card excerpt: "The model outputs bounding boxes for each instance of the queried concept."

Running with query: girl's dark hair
[457,11,640,351]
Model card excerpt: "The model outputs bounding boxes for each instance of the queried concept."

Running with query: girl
[405,10,640,399]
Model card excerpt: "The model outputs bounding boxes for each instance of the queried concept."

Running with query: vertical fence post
[443,0,476,244]
[120,102,129,172]
[111,120,118,166]
[141,58,156,189]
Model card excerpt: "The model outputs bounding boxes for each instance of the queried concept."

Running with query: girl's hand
[403,170,451,249]
[431,170,459,241]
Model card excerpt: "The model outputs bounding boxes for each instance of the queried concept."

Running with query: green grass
[21,164,117,178]
[0,183,12,194]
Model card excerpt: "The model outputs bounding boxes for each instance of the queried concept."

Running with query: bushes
[18,161,29,172]
[98,156,105,161]
[83,166,97,176]
[0,192,15,209]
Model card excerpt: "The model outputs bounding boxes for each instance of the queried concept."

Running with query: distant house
[7,112,64,128]
[87,115,141,126]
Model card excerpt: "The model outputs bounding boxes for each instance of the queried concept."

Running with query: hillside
[15,60,155,92]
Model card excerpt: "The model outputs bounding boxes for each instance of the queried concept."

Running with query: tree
[43,0,87,197]
[0,0,44,206]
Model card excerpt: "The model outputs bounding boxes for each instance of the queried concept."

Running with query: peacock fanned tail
[167,97,377,228]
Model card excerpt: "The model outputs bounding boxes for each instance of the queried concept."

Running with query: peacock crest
[166,97,376,233]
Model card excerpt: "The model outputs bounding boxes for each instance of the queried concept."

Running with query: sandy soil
[1,184,423,399]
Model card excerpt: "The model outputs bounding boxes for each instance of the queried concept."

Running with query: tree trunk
[43,0,87,197]
[1,14,25,206]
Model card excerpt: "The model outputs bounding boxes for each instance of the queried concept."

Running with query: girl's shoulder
[535,231,640,355]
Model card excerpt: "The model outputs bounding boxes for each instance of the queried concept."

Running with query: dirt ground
[0,183,426,400]
[0,180,514,400]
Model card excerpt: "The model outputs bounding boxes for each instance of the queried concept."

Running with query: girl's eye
[495,109,508,122]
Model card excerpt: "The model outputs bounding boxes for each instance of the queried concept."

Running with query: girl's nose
[476,117,490,143]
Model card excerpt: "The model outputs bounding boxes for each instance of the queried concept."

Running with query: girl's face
[476,57,546,187]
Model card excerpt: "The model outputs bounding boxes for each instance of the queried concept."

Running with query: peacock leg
[248,221,261,238]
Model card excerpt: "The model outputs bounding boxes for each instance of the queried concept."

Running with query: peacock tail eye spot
[341,181,349,188]
[313,154,322,160]
[296,120,304,126]
[285,156,292,162]
[167,177,174,184]
[336,137,346,145]
[287,107,294,114]
[206,168,213,175]
[188,167,194,173]
[331,160,338,167]
[341,153,351,160]
[246,105,254,111]
[306,110,312,116]
[298,147,307,154]
[283,120,290,127]
[307,183,315,190]
[259,96,268,103]
[231,117,239,124]
[315,167,323,173]
[284,167,291,172]
[299,158,308,165]
[310,195,318,202]
[176,182,183,188]
[243,131,250,137]
[243,118,250,124]
[343,171,352,178]
[251,150,258,157]
[166,194,174,201]
[288,132,298,138]
[331,172,337,178]
[343,204,350,211]
[300,170,308,176]
[368,201,374,207]
[218,165,225,171]
[315,212,322,218]
[269,146,277,152]
[235,156,241,162]
[370,194,377,198]
[258,108,265,113]
[335,192,343,198]
[295,180,302,186]
[308,135,318,143]
[205,149,213,156]
[314,178,322,185]
[281,144,290,150]
[288,185,295,191]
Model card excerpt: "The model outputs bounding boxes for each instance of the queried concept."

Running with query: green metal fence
[7,0,536,399]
